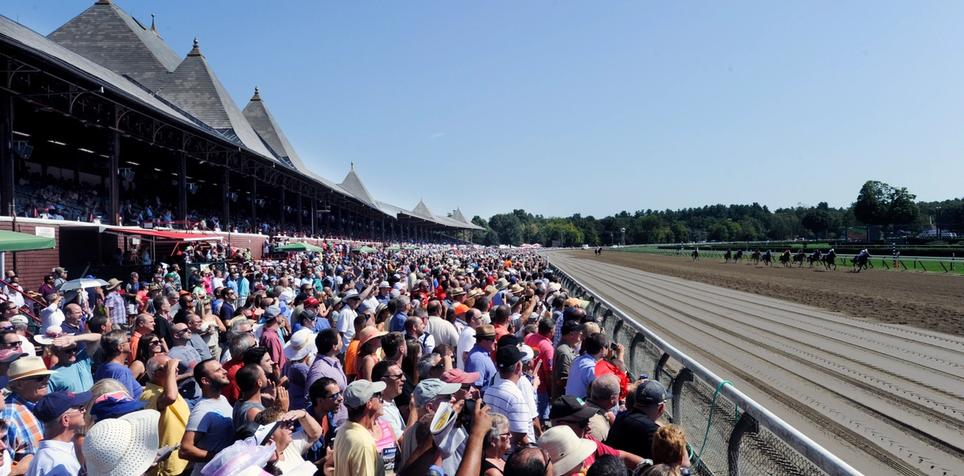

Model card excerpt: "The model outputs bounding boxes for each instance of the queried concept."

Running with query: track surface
[549,250,964,476]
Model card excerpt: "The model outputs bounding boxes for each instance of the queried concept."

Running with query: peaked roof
[411,199,435,221]
[338,165,395,217]
[48,0,181,91]
[242,87,303,170]
[448,208,484,230]
[158,39,275,159]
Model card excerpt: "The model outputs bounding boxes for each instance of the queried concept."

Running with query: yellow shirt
[141,382,191,476]
[333,421,382,476]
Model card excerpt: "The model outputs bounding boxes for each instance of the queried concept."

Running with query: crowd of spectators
[0,242,694,475]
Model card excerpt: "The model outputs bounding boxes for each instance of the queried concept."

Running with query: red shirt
[594,359,629,401]
[222,358,245,404]
[584,435,620,468]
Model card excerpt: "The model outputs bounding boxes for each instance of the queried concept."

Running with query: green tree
[887,187,918,226]
[853,180,892,241]
[801,209,832,238]
[488,213,524,246]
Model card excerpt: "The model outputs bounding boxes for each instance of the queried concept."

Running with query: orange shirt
[344,339,361,379]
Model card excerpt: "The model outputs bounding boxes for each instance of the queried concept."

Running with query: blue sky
[6,1,964,219]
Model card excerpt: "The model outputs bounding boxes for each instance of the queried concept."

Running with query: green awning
[275,242,324,253]
[0,230,56,252]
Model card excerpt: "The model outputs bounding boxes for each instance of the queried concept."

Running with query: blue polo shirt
[464,345,498,391]
[48,349,94,393]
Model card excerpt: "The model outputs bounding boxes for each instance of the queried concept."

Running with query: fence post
[940,262,949,273]
[671,368,693,425]
[612,319,624,347]
[727,412,760,476]
[654,352,671,382]
[628,333,646,378]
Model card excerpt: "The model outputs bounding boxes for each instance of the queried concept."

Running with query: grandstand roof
[158,39,275,159]
[47,0,180,92]
[449,208,484,230]
[243,87,303,170]
[338,165,396,217]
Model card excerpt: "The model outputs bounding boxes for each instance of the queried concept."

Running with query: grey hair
[590,373,620,401]
[228,331,257,358]
[145,356,165,379]
[484,413,509,448]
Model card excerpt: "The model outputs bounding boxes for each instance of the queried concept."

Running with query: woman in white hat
[538,425,597,476]
[82,409,161,476]
[283,328,317,411]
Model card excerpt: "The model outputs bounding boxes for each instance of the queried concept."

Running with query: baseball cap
[413,378,461,407]
[495,345,525,370]
[561,320,583,335]
[264,306,281,320]
[496,334,519,348]
[635,380,671,405]
[0,349,26,363]
[440,368,480,384]
[33,391,91,423]
[344,379,387,409]
[548,395,596,422]
[304,297,320,307]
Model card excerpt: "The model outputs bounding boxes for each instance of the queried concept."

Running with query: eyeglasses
[384,373,405,380]
[325,392,343,400]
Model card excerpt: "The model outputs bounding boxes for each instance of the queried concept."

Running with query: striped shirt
[483,378,533,440]
[105,291,127,326]
[2,393,44,458]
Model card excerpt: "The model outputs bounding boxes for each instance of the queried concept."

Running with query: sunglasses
[324,392,343,400]
[1,341,22,348]
[149,340,162,346]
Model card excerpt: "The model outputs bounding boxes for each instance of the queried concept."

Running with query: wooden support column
[310,200,317,236]
[178,152,187,226]
[108,128,120,225]
[297,192,303,232]
[221,168,230,229]
[279,188,286,231]
[250,176,258,228]
[0,90,14,217]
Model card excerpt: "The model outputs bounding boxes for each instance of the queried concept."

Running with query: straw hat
[538,425,596,476]
[84,409,160,476]
[7,356,53,382]
[356,326,387,347]
[105,278,122,291]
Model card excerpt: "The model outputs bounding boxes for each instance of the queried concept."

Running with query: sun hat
[519,344,535,363]
[0,349,26,363]
[83,409,160,476]
[440,368,480,385]
[509,283,525,294]
[33,390,91,423]
[549,395,597,422]
[448,287,466,297]
[495,278,509,290]
[538,425,596,476]
[263,306,281,320]
[413,378,461,407]
[475,324,496,340]
[548,282,562,292]
[7,356,53,382]
[105,278,122,291]
[356,326,387,347]
[378,281,391,289]
[343,379,387,409]
[343,290,361,301]
[33,325,66,346]
[283,328,316,361]
[452,303,470,316]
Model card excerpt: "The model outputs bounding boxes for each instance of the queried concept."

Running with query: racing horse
[852,252,872,273]
[807,250,823,268]
[691,248,700,261]
[822,249,837,270]
[723,249,732,263]
[760,250,773,267]
[733,249,744,263]
[779,250,792,268]
[750,250,761,265]
[792,250,806,267]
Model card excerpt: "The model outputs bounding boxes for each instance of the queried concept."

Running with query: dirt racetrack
[549,250,964,476]
[589,250,964,336]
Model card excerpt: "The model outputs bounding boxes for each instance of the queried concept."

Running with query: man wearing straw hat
[1,356,53,473]
[104,278,127,328]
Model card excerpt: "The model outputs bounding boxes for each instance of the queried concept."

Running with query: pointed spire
[95,0,111,5]
[250,86,261,101]
[188,37,201,57]
[350,161,355,171]
[150,14,157,33]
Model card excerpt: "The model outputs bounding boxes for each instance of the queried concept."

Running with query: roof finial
[251,86,261,101]
[188,37,201,57]
[150,14,157,32]
[350,161,355,171]
[95,0,111,5]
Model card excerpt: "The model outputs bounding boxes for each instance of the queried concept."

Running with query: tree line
[467,181,964,247]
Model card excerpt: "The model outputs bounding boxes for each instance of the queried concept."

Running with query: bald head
[146,354,170,382]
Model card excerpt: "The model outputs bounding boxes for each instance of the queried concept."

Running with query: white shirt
[18,335,36,357]
[1,447,11,476]
[379,400,405,440]
[335,307,357,353]
[483,378,533,442]
[426,316,459,349]
[40,303,65,330]
[26,439,81,476]
[275,430,316,475]
[456,327,476,370]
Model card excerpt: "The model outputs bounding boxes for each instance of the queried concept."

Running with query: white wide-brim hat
[539,425,596,476]
[283,328,317,361]
[83,409,160,476]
